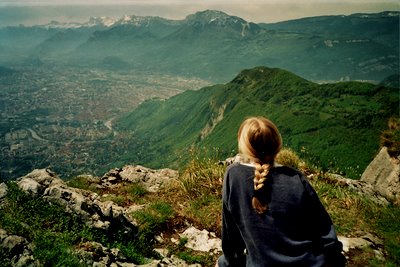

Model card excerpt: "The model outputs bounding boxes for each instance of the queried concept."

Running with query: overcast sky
[0,0,398,26]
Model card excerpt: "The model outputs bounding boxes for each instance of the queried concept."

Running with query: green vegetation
[115,67,399,179]
[380,117,400,158]
[0,183,155,265]
[167,149,400,266]
[1,146,399,266]
[131,201,175,256]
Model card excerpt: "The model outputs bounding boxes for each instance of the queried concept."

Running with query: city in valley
[0,66,210,179]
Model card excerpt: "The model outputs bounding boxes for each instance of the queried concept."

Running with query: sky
[0,0,398,27]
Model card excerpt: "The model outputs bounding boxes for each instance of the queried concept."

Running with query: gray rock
[0,183,7,206]
[2,235,27,256]
[178,226,222,253]
[17,178,44,196]
[339,233,385,261]
[17,169,138,236]
[118,165,178,193]
[326,173,389,205]
[14,254,35,267]
[0,182,7,199]
[361,147,400,204]
[18,168,63,187]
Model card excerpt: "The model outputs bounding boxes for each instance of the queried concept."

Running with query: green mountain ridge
[115,66,398,178]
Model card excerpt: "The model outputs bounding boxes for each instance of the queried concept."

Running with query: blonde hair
[238,117,282,214]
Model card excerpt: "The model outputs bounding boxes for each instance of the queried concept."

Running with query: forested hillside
[115,67,399,178]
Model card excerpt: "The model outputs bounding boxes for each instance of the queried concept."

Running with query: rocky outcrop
[101,165,178,192]
[338,233,385,263]
[325,173,390,205]
[173,226,222,254]
[360,147,400,204]
[1,161,394,266]
[0,229,37,267]
[0,182,7,206]
[0,227,204,267]
[4,166,201,267]
[16,169,139,235]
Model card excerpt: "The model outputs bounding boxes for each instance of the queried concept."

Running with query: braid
[253,162,269,190]
[252,162,272,214]
[237,117,282,215]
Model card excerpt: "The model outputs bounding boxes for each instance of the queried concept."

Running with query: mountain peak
[231,67,309,86]
[183,10,261,37]
[185,10,246,25]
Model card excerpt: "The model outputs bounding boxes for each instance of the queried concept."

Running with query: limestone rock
[0,229,36,267]
[18,168,63,187]
[339,233,385,261]
[0,182,7,206]
[16,169,139,237]
[101,165,179,193]
[119,165,178,192]
[178,226,222,254]
[326,173,389,205]
[360,147,400,204]
[17,178,44,196]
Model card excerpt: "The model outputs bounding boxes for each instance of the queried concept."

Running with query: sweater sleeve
[303,178,346,267]
[218,202,246,267]
[218,168,246,267]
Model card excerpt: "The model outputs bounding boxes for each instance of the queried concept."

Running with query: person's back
[217,117,345,267]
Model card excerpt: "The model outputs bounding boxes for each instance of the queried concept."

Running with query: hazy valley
[0,7,399,267]
[0,66,209,179]
[0,9,398,180]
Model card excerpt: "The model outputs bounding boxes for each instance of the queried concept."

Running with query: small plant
[178,148,225,199]
[101,194,125,206]
[380,117,400,158]
[186,194,221,234]
[126,183,147,203]
[66,175,101,193]
[276,148,304,169]
[131,201,175,255]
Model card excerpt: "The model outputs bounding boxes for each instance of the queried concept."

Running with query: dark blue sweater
[218,163,345,267]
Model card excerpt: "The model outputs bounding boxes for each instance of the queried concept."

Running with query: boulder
[101,165,179,193]
[0,229,36,267]
[177,226,222,254]
[360,147,400,204]
[0,183,7,205]
[326,173,389,205]
[17,168,63,187]
[338,233,385,262]
[17,178,44,196]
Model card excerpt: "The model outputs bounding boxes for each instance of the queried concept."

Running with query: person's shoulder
[226,162,254,173]
[272,165,305,179]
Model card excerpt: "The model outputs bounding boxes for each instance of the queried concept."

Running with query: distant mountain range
[114,66,399,178]
[0,10,398,82]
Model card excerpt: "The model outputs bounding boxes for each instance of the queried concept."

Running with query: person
[217,117,345,267]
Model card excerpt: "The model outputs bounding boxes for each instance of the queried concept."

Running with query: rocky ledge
[0,154,396,266]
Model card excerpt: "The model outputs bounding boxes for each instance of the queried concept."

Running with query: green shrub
[178,149,224,199]
[276,148,304,169]
[66,175,100,193]
[380,117,400,158]
[131,201,175,255]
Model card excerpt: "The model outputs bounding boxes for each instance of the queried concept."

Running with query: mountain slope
[262,11,399,51]
[115,66,399,178]
[0,10,398,83]
[73,10,399,82]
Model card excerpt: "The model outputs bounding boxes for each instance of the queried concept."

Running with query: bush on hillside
[381,117,400,158]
